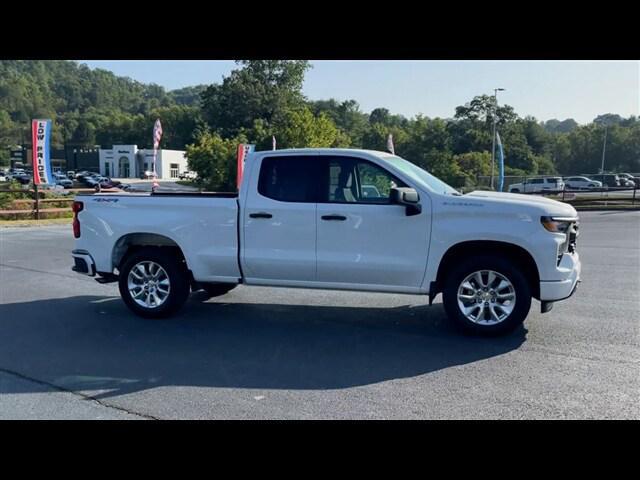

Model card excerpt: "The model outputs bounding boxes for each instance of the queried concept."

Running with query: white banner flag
[387,133,395,155]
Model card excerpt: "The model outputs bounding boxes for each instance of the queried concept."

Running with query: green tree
[200,60,310,137]
[453,151,492,179]
[454,94,518,127]
[185,131,247,191]
[271,107,341,148]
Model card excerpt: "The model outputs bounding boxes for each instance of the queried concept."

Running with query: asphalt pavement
[0,211,638,419]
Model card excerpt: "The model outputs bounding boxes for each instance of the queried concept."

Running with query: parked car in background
[617,173,639,188]
[589,174,621,188]
[53,173,73,188]
[82,175,100,187]
[41,183,68,193]
[0,174,7,182]
[509,177,565,193]
[66,170,76,180]
[563,176,602,190]
[13,173,31,185]
[97,177,121,189]
[76,171,99,183]
[141,170,155,180]
[178,171,197,180]
[619,178,636,188]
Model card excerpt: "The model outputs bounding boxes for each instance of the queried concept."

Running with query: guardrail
[510,186,637,207]
[0,187,119,220]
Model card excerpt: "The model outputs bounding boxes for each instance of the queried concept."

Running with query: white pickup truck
[71,148,581,335]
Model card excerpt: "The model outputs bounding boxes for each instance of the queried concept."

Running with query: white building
[98,145,189,180]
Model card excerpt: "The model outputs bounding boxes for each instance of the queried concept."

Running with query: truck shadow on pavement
[0,294,526,399]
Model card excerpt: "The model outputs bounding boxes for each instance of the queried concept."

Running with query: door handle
[321,214,347,221]
[249,212,273,219]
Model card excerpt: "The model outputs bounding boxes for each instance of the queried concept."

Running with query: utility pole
[600,124,608,174]
[490,88,505,190]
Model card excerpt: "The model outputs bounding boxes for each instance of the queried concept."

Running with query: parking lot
[0,211,638,419]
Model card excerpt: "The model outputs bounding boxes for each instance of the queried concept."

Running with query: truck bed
[76,190,238,198]
[74,191,242,284]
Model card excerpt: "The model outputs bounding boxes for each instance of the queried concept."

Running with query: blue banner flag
[31,119,53,185]
[496,131,505,192]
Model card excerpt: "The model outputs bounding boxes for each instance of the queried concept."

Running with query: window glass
[258,156,317,202]
[325,157,405,204]
[381,154,458,195]
[531,178,544,184]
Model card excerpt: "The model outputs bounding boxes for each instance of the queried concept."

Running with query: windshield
[382,155,460,195]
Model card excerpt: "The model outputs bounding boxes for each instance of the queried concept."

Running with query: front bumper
[539,251,581,301]
[71,250,96,277]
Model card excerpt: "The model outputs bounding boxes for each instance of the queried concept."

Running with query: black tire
[442,254,532,336]
[118,247,190,319]
[511,188,520,193]
[199,283,237,299]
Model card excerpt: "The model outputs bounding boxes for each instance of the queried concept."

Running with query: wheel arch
[112,232,189,273]
[433,240,540,300]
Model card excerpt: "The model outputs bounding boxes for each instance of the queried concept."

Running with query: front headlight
[541,216,576,233]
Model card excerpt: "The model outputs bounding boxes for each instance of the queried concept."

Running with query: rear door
[528,178,544,192]
[315,155,430,290]
[241,155,320,283]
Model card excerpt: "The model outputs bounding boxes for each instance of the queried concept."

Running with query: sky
[80,60,639,124]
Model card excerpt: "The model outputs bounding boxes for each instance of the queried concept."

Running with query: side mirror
[390,187,422,216]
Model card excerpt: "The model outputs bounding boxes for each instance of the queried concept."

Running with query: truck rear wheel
[118,247,190,319]
[442,255,531,335]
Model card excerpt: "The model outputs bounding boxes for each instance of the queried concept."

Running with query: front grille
[568,222,579,253]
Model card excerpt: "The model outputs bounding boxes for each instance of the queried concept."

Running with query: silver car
[563,176,602,190]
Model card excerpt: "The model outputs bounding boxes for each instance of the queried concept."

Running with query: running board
[95,273,118,284]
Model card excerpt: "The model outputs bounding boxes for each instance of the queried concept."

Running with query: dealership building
[98,145,188,179]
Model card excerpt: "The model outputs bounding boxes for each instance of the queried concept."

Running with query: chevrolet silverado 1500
[71,148,581,335]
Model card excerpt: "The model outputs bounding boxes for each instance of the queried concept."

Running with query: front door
[241,155,319,283]
[316,156,431,290]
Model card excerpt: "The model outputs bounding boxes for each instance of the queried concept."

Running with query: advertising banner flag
[387,133,395,155]
[236,144,255,188]
[496,131,505,192]
[272,135,276,151]
[31,119,53,186]
[152,119,163,189]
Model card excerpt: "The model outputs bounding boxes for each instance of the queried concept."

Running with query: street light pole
[490,88,505,190]
[600,124,608,174]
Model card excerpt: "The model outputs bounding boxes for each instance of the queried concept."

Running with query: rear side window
[258,156,318,202]
[530,178,544,184]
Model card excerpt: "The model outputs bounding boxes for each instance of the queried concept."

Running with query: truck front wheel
[442,255,532,335]
[118,247,190,319]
